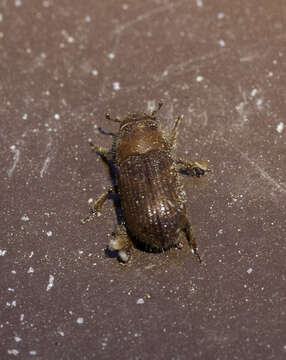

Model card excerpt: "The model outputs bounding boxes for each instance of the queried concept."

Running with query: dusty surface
[1,0,286,359]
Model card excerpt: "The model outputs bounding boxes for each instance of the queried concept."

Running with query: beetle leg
[81,187,114,224]
[185,224,202,263]
[151,101,163,116]
[170,115,184,147]
[88,140,113,163]
[109,225,133,264]
[176,158,210,177]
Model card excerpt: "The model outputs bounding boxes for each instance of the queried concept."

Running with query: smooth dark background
[1,1,286,359]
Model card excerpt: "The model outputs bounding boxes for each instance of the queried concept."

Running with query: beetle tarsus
[185,224,202,263]
[109,225,132,264]
[177,159,209,177]
[81,188,113,224]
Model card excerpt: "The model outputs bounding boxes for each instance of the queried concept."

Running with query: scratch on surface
[40,138,53,178]
[114,2,178,35]
[239,151,286,194]
[222,137,286,195]
[8,145,20,178]
[40,157,51,178]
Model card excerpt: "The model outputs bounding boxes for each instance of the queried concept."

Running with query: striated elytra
[81,102,209,264]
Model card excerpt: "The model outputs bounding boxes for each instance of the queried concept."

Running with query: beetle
[81,102,209,263]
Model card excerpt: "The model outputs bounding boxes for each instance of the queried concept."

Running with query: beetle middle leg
[81,187,114,224]
[176,158,210,177]
[109,224,133,264]
[185,223,202,263]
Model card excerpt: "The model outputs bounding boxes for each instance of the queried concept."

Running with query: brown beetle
[82,103,209,263]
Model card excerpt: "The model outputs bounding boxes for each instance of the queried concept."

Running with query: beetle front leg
[170,115,184,148]
[109,224,133,264]
[81,187,114,224]
[88,140,112,163]
[176,158,210,177]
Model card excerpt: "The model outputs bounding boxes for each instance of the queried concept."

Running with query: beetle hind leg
[109,225,133,264]
[185,224,202,263]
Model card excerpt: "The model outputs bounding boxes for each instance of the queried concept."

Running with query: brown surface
[1,1,286,359]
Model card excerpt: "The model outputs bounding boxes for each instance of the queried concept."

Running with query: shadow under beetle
[81,102,210,264]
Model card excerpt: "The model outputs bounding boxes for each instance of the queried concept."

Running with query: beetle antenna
[105,113,121,123]
[151,101,163,116]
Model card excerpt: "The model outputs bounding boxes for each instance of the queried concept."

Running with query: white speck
[113,82,120,91]
[11,270,16,274]
[78,250,83,254]
[21,215,29,221]
[136,298,144,304]
[58,330,65,336]
[196,75,203,82]
[29,251,34,258]
[46,231,53,237]
[27,267,34,274]
[108,53,115,60]
[67,36,74,43]
[7,300,17,307]
[162,70,168,76]
[247,268,253,274]
[218,39,225,47]
[85,15,91,22]
[218,229,223,234]
[147,100,156,113]
[268,71,273,77]
[256,98,263,109]
[8,145,20,178]
[88,198,93,204]
[42,0,50,8]
[22,113,28,120]
[8,288,15,292]
[251,89,258,97]
[0,14,3,22]
[0,249,7,256]
[14,336,22,343]
[14,0,22,7]
[284,344,286,350]
[217,12,225,19]
[46,274,54,291]
[29,351,37,356]
[276,122,284,133]
[20,314,24,321]
[122,3,128,10]
[76,317,84,324]
[273,60,277,65]
[54,113,60,120]
[196,0,203,7]
[91,69,98,76]
[8,349,19,355]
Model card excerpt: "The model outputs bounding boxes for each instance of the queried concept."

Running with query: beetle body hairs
[81,102,209,263]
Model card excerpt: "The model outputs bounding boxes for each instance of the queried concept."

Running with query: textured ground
[1,0,286,359]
